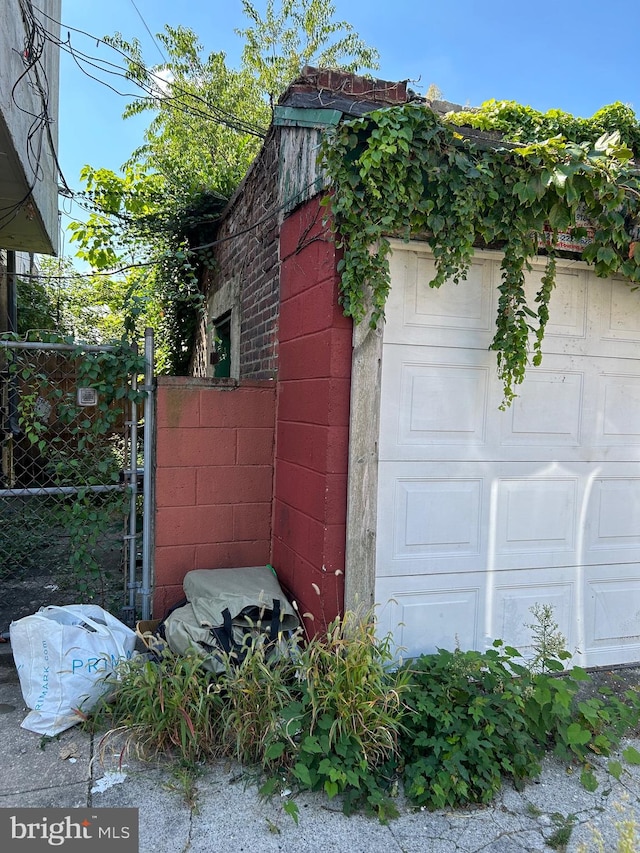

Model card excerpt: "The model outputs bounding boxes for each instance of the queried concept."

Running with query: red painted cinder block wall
[153,377,276,616]
[272,196,352,633]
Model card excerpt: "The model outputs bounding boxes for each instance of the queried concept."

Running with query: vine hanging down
[320,100,640,406]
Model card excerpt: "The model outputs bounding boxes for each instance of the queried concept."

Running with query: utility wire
[15,179,326,281]
[31,3,268,138]
[129,0,167,64]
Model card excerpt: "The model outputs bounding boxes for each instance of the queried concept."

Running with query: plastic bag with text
[10,604,136,736]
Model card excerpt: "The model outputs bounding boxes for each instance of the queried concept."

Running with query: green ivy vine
[320,100,640,406]
[3,333,146,600]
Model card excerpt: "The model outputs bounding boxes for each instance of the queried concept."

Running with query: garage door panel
[587,478,640,551]
[491,581,575,658]
[583,568,640,666]
[500,368,584,448]
[380,349,492,451]
[381,345,640,461]
[377,565,640,666]
[594,371,640,444]
[496,477,577,556]
[375,577,482,658]
[378,462,640,576]
[524,263,587,343]
[376,246,640,667]
[598,276,640,352]
[385,249,496,347]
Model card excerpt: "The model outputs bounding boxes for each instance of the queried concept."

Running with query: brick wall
[272,197,352,633]
[192,129,281,381]
[153,376,276,616]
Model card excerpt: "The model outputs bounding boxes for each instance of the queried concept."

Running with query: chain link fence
[0,336,151,628]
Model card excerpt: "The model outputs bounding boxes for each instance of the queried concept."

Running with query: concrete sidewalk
[1,643,640,853]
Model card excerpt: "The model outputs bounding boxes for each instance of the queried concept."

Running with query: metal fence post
[141,328,155,620]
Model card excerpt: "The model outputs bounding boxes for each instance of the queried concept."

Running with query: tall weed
[95,650,223,765]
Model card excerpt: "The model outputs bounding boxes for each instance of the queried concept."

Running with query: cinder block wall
[153,377,276,616]
[272,197,352,633]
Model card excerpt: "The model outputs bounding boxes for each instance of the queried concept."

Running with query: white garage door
[375,243,640,667]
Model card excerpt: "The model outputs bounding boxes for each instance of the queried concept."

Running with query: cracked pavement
[1,647,639,852]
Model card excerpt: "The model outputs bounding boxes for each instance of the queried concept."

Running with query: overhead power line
[129,0,167,64]
[31,3,268,138]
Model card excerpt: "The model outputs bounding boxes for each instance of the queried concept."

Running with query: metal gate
[0,330,154,627]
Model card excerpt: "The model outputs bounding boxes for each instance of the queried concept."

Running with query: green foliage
[547,812,577,851]
[102,610,407,822]
[449,100,640,156]
[0,497,53,579]
[278,611,409,821]
[96,650,223,764]
[321,102,640,406]
[94,604,640,823]
[400,631,640,810]
[212,633,300,766]
[5,336,146,598]
[67,1,379,374]
[527,602,569,674]
[238,0,379,102]
[400,643,543,809]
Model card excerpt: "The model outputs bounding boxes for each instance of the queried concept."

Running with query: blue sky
[57,0,639,195]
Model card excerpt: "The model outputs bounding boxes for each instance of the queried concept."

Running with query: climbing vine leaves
[320,101,640,406]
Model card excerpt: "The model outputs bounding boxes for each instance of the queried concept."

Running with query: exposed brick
[155,504,233,547]
[153,584,185,619]
[157,427,236,468]
[325,425,349,474]
[328,377,351,426]
[277,379,330,425]
[270,539,341,633]
[275,460,328,523]
[196,465,273,505]
[324,472,348,526]
[156,468,197,508]
[277,377,350,427]
[276,421,328,471]
[279,242,337,301]
[236,428,274,465]
[322,523,347,572]
[278,332,334,381]
[329,326,354,379]
[280,197,331,261]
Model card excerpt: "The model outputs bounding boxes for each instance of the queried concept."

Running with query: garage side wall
[272,198,352,631]
[153,377,276,616]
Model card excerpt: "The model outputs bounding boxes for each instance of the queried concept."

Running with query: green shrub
[213,633,300,766]
[94,605,640,823]
[400,637,640,811]
[400,642,543,809]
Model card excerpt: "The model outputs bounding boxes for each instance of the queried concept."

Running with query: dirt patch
[0,542,128,637]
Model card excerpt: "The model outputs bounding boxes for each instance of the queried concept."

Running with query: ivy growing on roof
[320,100,640,407]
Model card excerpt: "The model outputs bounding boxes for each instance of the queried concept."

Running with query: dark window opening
[211,311,232,378]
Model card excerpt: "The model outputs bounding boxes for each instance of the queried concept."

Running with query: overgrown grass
[94,650,223,765]
[92,607,640,823]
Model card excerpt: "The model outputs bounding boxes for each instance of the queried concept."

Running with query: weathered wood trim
[344,315,384,612]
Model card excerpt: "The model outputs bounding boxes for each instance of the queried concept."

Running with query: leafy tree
[66,0,379,372]
[238,0,379,103]
[17,256,132,344]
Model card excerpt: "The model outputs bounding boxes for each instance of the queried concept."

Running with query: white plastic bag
[10,604,136,736]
